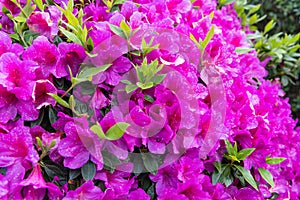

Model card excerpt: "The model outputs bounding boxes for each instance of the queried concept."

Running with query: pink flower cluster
[0,0,299,199]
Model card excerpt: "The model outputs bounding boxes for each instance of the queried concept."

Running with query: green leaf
[48,93,69,108]
[219,0,235,7]
[142,154,159,174]
[264,20,275,34]
[120,20,131,38]
[214,161,222,172]
[209,11,214,19]
[113,0,126,5]
[69,169,81,180]
[48,106,57,124]
[105,122,129,140]
[233,142,238,155]
[90,123,106,139]
[66,0,74,11]
[235,47,255,54]
[149,74,166,85]
[212,165,230,185]
[86,37,94,52]
[23,30,39,45]
[201,25,215,51]
[36,137,43,149]
[234,165,258,191]
[258,168,274,187]
[43,160,68,184]
[236,148,255,160]
[59,27,82,45]
[22,0,36,17]
[120,79,132,85]
[125,84,138,93]
[34,0,44,11]
[102,150,121,172]
[281,76,289,87]
[68,95,76,110]
[189,33,201,49]
[248,4,260,15]
[144,94,154,103]
[225,139,234,155]
[137,82,153,90]
[9,33,20,41]
[81,161,96,181]
[14,16,26,22]
[77,64,111,79]
[266,157,286,165]
[108,23,126,38]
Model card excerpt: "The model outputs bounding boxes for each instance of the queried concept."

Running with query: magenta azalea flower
[58,117,104,169]
[27,11,58,39]
[95,56,132,86]
[150,165,179,195]
[0,162,25,199]
[32,80,57,109]
[63,181,104,200]
[0,84,39,123]
[22,36,59,79]
[0,52,36,101]
[128,188,150,200]
[20,164,63,200]
[96,170,135,197]
[0,126,39,169]
[0,14,14,33]
[56,42,86,78]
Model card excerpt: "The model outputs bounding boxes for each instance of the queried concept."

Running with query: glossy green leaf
[235,47,255,54]
[48,93,69,108]
[77,64,111,79]
[189,33,201,49]
[214,161,222,172]
[48,106,57,124]
[219,0,235,7]
[149,74,166,85]
[34,0,44,11]
[144,94,154,103]
[90,123,106,139]
[69,169,81,180]
[212,165,231,185]
[108,23,126,38]
[248,4,260,15]
[225,139,234,155]
[105,122,129,140]
[120,20,131,38]
[236,148,255,160]
[81,161,96,181]
[36,137,43,149]
[66,0,74,11]
[113,0,126,5]
[266,157,286,165]
[59,27,82,45]
[233,142,238,155]
[125,84,138,93]
[234,165,258,191]
[258,168,274,187]
[68,95,76,110]
[137,82,154,90]
[142,154,158,174]
[264,20,275,34]
[201,25,215,51]
[14,16,26,22]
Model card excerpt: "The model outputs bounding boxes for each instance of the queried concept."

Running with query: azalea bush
[0,0,300,199]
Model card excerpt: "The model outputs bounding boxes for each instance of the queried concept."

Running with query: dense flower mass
[0,0,299,199]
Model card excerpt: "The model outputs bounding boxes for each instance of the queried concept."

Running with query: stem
[61,84,75,98]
